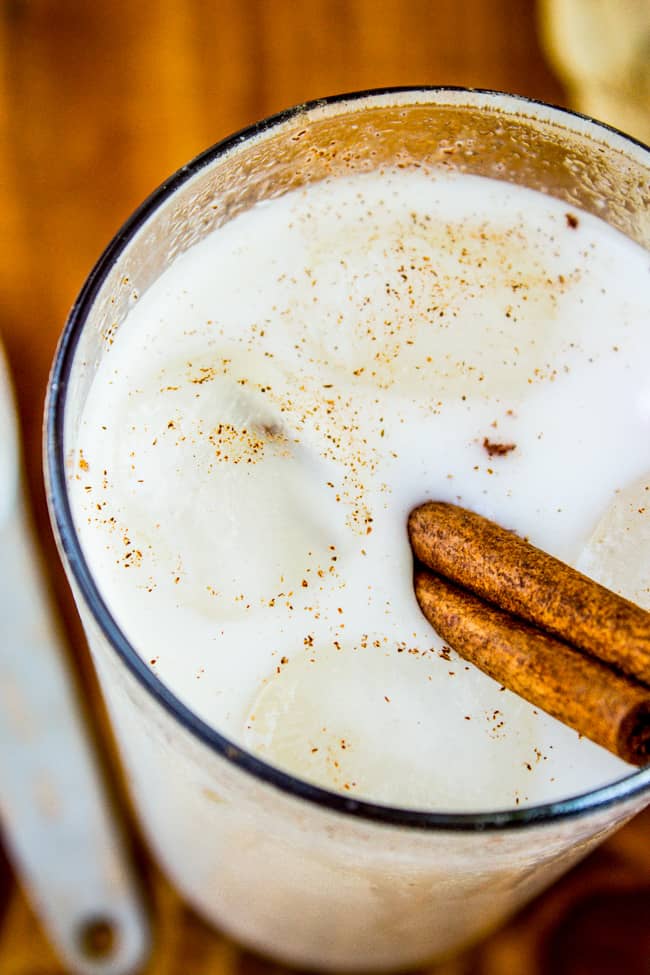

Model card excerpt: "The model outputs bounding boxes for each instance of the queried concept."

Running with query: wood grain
[0,2,647,973]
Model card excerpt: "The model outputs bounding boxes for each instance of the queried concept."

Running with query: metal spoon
[0,343,150,974]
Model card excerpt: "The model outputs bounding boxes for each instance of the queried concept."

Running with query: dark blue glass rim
[46,86,650,832]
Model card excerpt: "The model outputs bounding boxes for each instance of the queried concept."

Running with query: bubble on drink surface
[242,638,618,811]
[576,475,650,609]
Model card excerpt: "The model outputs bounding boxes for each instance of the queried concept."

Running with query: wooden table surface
[0,2,648,973]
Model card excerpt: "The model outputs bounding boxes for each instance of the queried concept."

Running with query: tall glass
[45,89,650,971]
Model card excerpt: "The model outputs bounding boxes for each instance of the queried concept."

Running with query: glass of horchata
[46,89,650,971]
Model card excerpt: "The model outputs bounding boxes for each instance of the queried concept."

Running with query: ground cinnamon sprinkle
[482,437,516,457]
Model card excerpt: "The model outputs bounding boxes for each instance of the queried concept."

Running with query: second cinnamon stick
[414,568,650,766]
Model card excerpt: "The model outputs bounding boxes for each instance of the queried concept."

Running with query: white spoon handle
[0,500,150,975]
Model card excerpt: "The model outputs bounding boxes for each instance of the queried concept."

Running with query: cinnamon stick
[408,501,650,686]
[414,569,650,766]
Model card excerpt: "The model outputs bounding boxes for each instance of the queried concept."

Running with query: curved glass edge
[45,86,650,833]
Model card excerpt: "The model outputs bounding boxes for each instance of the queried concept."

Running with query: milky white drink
[56,94,650,971]
[71,169,647,808]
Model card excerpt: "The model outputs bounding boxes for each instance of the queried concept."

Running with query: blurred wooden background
[0,1,648,973]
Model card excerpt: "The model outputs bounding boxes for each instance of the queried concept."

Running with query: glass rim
[45,85,650,833]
